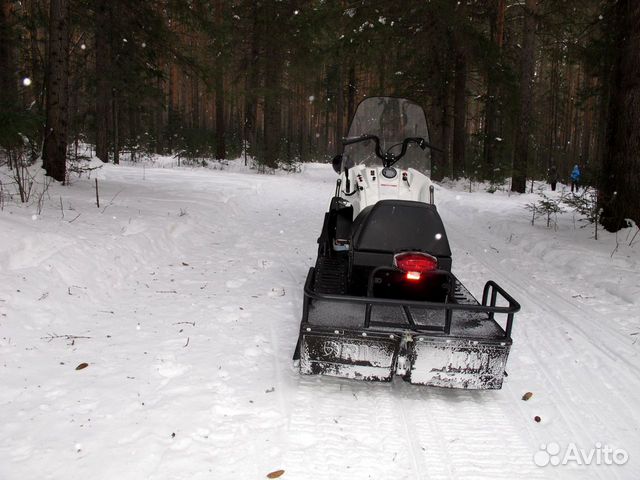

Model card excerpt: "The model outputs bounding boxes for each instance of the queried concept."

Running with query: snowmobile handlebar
[341,134,442,168]
[342,135,384,161]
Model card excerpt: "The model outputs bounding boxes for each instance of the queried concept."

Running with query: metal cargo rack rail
[294,267,521,389]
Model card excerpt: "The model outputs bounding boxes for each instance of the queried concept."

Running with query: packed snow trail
[437,186,640,480]
[0,162,638,479]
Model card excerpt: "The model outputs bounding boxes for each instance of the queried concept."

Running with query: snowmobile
[294,97,520,389]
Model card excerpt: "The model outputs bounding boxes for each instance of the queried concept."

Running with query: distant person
[570,164,581,193]
[548,165,558,191]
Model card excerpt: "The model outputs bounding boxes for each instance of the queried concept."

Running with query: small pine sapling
[562,187,602,239]
[525,187,565,229]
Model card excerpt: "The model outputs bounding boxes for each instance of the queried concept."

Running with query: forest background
[1,0,638,230]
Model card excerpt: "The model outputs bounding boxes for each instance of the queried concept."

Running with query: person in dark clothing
[548,165,558,191]
[570,164,581,193]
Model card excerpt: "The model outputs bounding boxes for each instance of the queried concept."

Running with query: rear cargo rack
[296,267,521,389]
[301,268,520,338]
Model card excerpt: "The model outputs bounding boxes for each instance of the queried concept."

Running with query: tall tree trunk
[263,65,282,167]
[323,69,330,154]
[595,57,611,173]
[42,0,70,182]
[26,0,45,113]
[262,6,282,168]
[215,69,225,159]
[452,41,466,179]
[581,76,594,167]
[112,91,119,164]
[335,60,345,154]
[0,0,17,111]
[214,0,225,160]
[347,61,356,123]
[600,0,640,231]
[548,51,560,176]
[440,83,452,180]
[483,0,505,182]
[483,77,498,181]
[95,0,111,162]
[243,1,260,158]
[298,87,306,161]
[511,0,537,193]
[430,94,450,182]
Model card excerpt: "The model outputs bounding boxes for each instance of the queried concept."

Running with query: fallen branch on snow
[41,333,92,343]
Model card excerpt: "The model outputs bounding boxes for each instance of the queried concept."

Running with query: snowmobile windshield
[343,97,431,174]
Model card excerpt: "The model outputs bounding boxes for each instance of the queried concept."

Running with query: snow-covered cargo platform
[296,267,519,389]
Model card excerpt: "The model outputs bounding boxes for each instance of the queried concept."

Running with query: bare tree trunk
[600,0,640,231]
[214,0,225,160]
[335,61,345,153]
[243,1,260,159]
[440,82,452,180]
[95,0,111,162]
[483,0,505,182]
[347,62,356,123]
[548,51,561,176]
[581,76,594,167]
[0,0,17,110]
[215,69,225,159]
[25,0,45,114]
[298,86,307,161]
[430,90,451,183]
[452,41,466,179]
[42,0,70,182]
[112,90,119,164]
[323,69,330,154]
[263,5,282,168]
[511,0,537,193]
[595,57,611,174]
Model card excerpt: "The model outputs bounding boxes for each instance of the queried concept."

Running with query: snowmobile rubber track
[313,255,348,295]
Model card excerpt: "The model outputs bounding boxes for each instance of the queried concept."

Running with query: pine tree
[600,0,640,231]
[511,0,538,193]
[42,0,71,182]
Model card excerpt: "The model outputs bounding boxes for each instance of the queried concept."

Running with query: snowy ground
[0,159,638,480]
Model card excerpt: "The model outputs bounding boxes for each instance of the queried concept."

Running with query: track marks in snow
[283,380,416,479]
[442,204,640,479]
[399,387,544,480]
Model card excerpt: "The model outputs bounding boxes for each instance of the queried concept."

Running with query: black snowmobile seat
[351,200,452,258]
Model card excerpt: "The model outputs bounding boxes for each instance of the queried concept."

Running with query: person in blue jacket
[570,164,581,192]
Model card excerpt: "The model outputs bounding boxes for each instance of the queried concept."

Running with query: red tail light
[393,252,438,281]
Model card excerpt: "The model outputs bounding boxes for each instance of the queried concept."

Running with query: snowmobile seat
[350,200,452,271]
